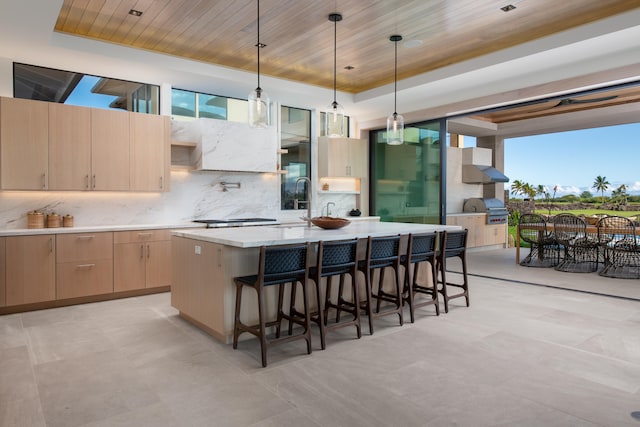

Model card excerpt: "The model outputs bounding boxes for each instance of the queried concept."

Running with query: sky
[502,122,640,197]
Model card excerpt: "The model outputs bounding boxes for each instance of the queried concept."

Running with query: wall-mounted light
[387,35,404,145]
[248,0,271,128]
[325,13,345,138]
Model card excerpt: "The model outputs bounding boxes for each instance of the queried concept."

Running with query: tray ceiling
[54,0,640,94]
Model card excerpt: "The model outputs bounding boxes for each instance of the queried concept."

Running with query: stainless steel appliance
[462,198,509,225]
[193,218,278,228]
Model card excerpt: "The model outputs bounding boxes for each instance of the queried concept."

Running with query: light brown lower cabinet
[114,230,171,292]
[0,237,6,307]
[6,235,56,306]
[56,232,113,299]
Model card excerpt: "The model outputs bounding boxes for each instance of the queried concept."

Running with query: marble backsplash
[0,170,360,229]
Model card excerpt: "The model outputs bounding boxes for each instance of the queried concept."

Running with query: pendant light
[325,13,345,138]
[387,35,404,145]
[248,0,270,128]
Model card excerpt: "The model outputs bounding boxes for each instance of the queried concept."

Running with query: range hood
[461,147,509,184]
[462,165,509,183]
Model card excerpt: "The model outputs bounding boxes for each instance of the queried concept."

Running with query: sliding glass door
[371,120,444,224]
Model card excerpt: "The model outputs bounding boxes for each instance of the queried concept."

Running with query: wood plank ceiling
[54,0,640,95]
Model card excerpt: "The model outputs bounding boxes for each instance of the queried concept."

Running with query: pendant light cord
[332,15,337,106]
[393,39,397,115]
[256,0,261,90]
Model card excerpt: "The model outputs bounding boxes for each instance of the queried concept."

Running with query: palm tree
[536,184,548,200]
[510,180,525,198]
[592,175,610,204]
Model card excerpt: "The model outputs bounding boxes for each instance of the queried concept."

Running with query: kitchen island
[171,221,461,343]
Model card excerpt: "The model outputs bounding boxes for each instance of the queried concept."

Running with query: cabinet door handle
[76,235,95,240]
[76,264,95,269]
[160,176,163,190]
[85,174,89,190]
[92,174,96,189]
[140,244,144,259]
[42,173,46,189]
[49,237,53,253]
[217,248,221,268]
[147,244,150,259]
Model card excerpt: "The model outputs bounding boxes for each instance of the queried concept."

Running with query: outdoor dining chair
[553,213,600,273]
[597,215,640,279]
[518,213,560,267]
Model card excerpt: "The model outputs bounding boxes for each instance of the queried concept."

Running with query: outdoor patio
[468,247,640,301]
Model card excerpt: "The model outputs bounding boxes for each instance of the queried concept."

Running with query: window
[171,88,248,122]
[280,106,312,210]
[13,63,159,114]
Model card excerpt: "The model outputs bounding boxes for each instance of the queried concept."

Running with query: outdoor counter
[171,221,461,343]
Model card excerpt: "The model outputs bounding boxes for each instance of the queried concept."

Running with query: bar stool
[357,234,404,335]
[306,238,361,350]
[402,232,439,323]
[233,243,312,367]
[436,229,469,313]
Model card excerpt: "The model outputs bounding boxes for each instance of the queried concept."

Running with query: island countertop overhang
[171,221,462,248]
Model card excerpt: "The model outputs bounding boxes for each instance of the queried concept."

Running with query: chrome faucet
[294,177,312,227]
[324,202,335,217]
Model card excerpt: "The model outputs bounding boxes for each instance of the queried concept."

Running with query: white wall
[446,147,483,213]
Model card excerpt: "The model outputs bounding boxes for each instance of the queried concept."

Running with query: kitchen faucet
[294,177,312,228]
[324,202,335,217]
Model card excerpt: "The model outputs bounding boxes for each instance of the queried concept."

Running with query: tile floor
[2,248,640,427]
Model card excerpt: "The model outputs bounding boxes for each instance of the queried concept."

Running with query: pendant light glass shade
[387,35,404,145]
[387,112,404,145]
[249,87,270,128]
[248,0,270,128]
[326,101,345,138]
[325,13,344,138]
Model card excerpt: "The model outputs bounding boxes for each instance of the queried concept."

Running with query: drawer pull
[76,263,95,269]
[76,235,95,240]
[137,232,153,237]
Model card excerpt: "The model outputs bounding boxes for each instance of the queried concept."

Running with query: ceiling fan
[528,94,618,113]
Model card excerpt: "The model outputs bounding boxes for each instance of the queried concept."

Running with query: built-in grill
[462,198,509,225]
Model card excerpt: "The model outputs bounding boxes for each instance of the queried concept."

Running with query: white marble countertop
[171,221,461,248]
[0,222,205,237]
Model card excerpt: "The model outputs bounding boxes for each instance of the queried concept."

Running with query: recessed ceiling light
[128,9,143,17]
[500,4,516,12]
[404,39,423,49]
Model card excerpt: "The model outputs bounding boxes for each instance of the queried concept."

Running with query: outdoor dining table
[515,223,621,265]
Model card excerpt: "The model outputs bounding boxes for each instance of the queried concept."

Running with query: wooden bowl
[310,216,351,229]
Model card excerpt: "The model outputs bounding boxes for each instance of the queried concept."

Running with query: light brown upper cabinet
[48,103,92,190]
[5,234,56,306]
[130,113,169,192]
[0,97,169,192]
[0,97,49,190]
[317,136,368,178]
[91,108,130,191]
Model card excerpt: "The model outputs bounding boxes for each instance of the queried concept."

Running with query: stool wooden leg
[403,263,414,323]
[301,280,312,355]
[394,265,404,326]
[257,286,268,368]
[233,282,243,349]
[313,278,327,350]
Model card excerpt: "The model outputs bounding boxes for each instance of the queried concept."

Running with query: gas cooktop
[193,218,278,228]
